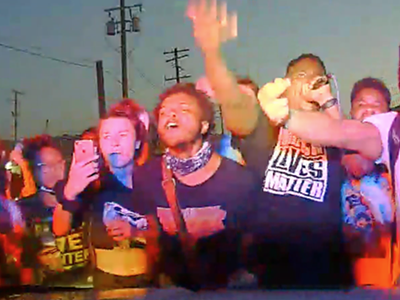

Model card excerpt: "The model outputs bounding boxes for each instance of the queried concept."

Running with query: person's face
[286,58,325,110]
[99,117,136,169]
[35,147,65,189]
[157,92,209,149]
[350,88,389,121]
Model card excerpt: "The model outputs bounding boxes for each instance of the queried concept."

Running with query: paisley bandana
[164,141,213,176]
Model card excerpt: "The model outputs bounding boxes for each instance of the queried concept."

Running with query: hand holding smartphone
[74,140,97,163]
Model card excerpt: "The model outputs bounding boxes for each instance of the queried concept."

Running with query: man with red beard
[133,83,258,289]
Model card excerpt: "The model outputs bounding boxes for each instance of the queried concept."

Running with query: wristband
[319,98,338,111]
[61,198,81,214]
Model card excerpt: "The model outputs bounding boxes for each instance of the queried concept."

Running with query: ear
[200,121,210,135]
[135,141,141,150]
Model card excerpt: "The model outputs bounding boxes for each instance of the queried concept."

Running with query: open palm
[187,0,237,53]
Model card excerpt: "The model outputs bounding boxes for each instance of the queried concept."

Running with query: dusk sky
[0,0,399,139]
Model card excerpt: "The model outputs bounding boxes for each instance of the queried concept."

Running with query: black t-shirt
[17,192,91,287]
[82,173,153,250]
[241,110,352,288]
[134,156,259,288]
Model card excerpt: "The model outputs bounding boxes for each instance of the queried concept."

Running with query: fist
[9,149,24,166]
[257,78,291,125]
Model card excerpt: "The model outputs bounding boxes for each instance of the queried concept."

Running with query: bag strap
[161,159,188,235]
[160,158,199,290]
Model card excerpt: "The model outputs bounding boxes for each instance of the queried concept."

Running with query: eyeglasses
[36,160,63,172]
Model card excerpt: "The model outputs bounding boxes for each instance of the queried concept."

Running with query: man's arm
[204,51,259,136]
[286,110,382,160]
[188,0,258,136]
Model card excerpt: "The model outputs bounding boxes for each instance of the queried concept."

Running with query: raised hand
[64,154,99,201]
[187,0,237,53]
[257,78,291,126]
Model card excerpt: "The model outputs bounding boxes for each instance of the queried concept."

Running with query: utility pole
[11,90,24,143]
[164,48,191,84]
[96,60,106,118]
[105,1,143,98]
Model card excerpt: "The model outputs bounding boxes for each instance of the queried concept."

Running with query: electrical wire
[0,41,138,93]
[0,42,93,68]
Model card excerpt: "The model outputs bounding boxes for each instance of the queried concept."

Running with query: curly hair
[154,83,216,138]
[350,77,391,106]
[22,135,60,169]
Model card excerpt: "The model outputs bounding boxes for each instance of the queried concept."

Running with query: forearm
[286,110,382,160]
[203,50,258,136]
[52,181,81,236]
[20,160,37,198]
[52,204,73,236]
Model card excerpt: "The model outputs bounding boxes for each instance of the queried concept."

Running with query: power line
[164,47,191,84]
[0,41,134,92]
[0,42,93,68]
[0,41,157,95]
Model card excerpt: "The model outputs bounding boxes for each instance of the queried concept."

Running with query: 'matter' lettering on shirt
[157,206,227,239]
[55,228,90,270]
[263,129,328,202]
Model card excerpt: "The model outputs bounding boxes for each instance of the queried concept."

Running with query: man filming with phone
[53,100,155,290]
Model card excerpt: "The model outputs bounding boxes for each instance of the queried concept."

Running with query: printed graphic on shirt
[55,226,90,270]
[33,217,90,273]
[263,129,328,202]
[342,191,374,232]
[342,174,393,231]
[103,202,148,230]
[341,171,394,258]
[157,206,227,239]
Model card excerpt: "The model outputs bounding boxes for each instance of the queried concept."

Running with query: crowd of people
[1,0,400,291]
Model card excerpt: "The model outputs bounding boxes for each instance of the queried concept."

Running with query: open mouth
[166,121,179,130]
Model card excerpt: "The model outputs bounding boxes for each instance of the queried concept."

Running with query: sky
[0,0,399,139]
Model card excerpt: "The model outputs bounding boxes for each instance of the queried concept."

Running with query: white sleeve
[363,111,397,166]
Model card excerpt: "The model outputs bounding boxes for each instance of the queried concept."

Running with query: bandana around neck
[164,141,213,176]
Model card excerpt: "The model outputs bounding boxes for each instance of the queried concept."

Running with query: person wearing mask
[133,83,258,290]
[53,99,154,290]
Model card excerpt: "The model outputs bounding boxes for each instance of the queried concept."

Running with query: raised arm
[188,0,258,136]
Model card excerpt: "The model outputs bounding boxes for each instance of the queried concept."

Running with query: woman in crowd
[52,99,154,290]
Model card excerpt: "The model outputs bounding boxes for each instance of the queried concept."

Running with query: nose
[169,110,177,119]
[111,135,120,148]
[362,109,376,120]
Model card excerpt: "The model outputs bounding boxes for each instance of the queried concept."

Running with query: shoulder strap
[160,158,199,290]
[161,159,188,236]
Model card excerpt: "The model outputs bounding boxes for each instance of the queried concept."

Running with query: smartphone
[74,140,96,163]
